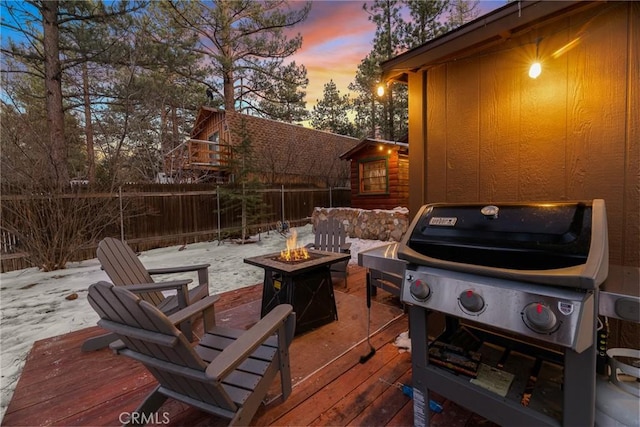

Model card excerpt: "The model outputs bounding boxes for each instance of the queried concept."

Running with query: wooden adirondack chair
[81,237,211,351]
[306,218,351,286]
[87,281,295,427]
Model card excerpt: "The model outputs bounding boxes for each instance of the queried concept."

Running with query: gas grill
[397,200,609,426]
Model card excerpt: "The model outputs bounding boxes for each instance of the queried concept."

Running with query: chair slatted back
[87,281,238,412]
[314,218,346,253]
[97,238,164,306]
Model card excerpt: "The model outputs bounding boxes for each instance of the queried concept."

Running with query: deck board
[2,265,495,426]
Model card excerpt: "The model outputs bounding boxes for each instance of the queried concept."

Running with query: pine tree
[219,117,271,242]
[403,0,452,49]
[167,1,311,121]
[448,0,480,28]
[310,80,357,137]
[350,0,453,140]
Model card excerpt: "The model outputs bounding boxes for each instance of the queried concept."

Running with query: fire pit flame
[279,229,310,262]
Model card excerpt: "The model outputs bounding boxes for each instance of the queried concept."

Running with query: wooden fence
[0,185,350,272]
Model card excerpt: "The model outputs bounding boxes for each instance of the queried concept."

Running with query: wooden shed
[382,0,639,346]
[339,138,409,210]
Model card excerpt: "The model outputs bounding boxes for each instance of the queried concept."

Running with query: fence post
[119,186,125,242]
[281,184,285,225]
[216,185,221,243]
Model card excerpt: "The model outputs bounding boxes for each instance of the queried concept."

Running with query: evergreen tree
[167,0,311,122]
[448,0,480,28]
[403,0,452,49]
[350,0,454,140]
[310,80,357,137]
[255,62,309,123]
[349,54,381,139]
[362,0,406,140]
[220,117,271,242]
[1,0,145,188]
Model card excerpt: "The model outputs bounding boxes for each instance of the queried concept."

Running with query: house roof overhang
[381,0,598,83]
[339,138,409,160]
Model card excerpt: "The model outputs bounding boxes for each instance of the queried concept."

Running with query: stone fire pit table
[244,250,351,335]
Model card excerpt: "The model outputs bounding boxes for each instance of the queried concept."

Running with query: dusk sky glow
[289,0,507,110]
[0,0,507,112]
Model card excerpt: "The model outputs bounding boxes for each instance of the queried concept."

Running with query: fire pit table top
[244,250,351,275]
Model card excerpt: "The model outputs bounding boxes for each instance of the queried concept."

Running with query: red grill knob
[523,302,557,333]
[410,279,431,301]
[459,290,485,313]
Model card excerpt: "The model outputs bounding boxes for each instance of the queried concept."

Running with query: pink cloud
[288,1,376,108]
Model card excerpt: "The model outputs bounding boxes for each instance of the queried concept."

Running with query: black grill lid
[398,200,609,289]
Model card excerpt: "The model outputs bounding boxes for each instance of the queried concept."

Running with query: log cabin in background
[381,0,639,348]
[165,107,358,188]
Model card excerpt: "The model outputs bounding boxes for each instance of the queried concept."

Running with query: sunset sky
[290,0,507,110]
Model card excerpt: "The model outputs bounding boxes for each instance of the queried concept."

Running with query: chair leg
[125,386,168,426]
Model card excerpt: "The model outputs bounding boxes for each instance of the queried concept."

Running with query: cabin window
[359,158,388,194]
[208,132,220,165]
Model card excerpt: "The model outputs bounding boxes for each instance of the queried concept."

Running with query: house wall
[192,112,225,143]
[407,2,638,268]
[224,111,357,188]
[348,145,409,210]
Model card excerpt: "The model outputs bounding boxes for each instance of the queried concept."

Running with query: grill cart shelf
[408,307,597,426]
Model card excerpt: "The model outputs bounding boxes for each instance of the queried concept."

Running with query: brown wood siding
[416,2,638,268]
[191,112,229,165]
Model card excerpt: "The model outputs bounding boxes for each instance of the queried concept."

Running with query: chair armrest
[147,263,210,275]
[168,294,219,330]
[127,280,191,309]
[148,264,210,287]
[205,304,294,380]
[126,279,192,293]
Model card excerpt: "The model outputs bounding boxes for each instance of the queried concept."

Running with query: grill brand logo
[429,217,457,226]
[558,301,575,315]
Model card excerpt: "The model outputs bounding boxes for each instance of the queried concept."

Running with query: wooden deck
[2,265,495,426]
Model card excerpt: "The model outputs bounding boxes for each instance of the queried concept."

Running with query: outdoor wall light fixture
[529,38,542,79]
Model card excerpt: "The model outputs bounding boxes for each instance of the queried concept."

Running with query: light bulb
[377,84,385,97]
[529,62,541,79]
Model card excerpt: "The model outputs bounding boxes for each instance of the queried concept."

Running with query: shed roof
[339,137,408,160]
[381,0,596,81]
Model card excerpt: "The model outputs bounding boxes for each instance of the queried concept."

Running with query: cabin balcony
[165,139,233,175]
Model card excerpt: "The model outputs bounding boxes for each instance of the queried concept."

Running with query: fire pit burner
[270,251,325,265]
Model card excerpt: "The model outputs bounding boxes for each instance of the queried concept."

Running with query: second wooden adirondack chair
[306,218,351,286]
[87,281,295,426]
[81,237,211,351]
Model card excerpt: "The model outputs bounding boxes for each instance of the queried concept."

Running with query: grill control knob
[523,303,557,333]
[459,290,484,313]
[409,279,431,301]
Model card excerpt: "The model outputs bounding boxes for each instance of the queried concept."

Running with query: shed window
[359,158,388,194]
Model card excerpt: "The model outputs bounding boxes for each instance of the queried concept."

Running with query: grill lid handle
[481,205,499,219]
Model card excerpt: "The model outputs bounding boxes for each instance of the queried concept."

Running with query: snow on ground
[0,224,390,420]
